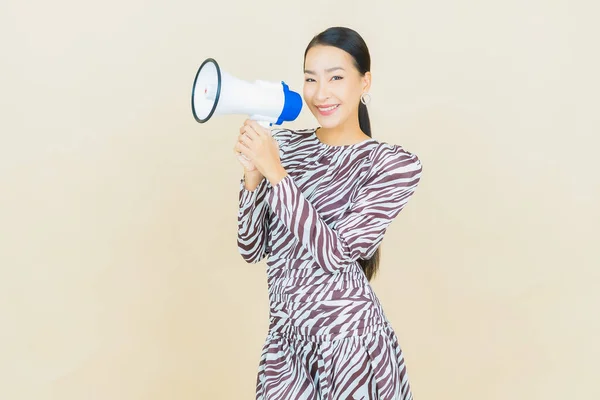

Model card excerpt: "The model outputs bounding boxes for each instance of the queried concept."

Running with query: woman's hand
[234,120,288,186]
[233,131,258,173]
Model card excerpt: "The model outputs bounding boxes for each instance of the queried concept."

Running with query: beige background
[1,0,599,399]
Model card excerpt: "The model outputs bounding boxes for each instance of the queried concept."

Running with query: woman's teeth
[318,105,339,111]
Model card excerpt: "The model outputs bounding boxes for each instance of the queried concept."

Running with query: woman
[233,26,422,400]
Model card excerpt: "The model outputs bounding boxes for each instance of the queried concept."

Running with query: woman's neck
[316,116,368,146]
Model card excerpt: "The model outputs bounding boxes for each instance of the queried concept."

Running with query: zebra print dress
[237,128,422,400]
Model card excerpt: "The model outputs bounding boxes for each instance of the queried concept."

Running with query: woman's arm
[237,174,270,263]
[265,145,422,274]
[236,128,291,263]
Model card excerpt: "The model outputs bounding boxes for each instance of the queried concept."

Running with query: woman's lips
[316,104,340,116]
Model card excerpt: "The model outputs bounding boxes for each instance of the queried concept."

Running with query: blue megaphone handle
[275,81,303,125]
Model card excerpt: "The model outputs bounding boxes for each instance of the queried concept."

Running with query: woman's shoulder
[270,127,316,151]
[270,127,314,135]
[270,126,313,139]
[368,140,422,177]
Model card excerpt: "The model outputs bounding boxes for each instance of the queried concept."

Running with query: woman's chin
[315,117,340,129]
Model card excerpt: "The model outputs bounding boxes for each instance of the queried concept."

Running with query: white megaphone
[191,58,303,127]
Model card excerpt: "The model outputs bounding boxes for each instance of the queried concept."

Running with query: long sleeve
[264,145,422,274]
[237,177,271,263]
[236,128,291,263]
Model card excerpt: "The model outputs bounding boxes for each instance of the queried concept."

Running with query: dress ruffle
[255,322,413,400]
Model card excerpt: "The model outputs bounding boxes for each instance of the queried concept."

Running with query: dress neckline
[312,128,377,148]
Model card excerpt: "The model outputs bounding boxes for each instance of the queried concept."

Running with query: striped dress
[237,128,422,400]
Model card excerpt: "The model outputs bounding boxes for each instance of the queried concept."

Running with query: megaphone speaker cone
[191,58,221,123]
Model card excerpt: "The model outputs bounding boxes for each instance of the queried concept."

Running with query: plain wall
[1,0,598,399]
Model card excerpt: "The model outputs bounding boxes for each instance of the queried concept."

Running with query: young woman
[234,26,422,400]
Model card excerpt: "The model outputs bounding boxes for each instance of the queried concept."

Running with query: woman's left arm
[265,145,423,274]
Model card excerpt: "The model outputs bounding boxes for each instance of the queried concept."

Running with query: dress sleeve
[264,144,423,274]
[237,176,271,263]
[236,128,290,263]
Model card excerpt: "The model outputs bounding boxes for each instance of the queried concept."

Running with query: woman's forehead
[304,46,353,70]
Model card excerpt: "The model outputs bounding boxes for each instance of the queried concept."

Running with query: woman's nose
[315,83,330,101]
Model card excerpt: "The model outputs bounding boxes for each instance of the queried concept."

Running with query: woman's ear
[362,71,372,92]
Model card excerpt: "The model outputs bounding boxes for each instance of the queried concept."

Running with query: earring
[360,92,371,105]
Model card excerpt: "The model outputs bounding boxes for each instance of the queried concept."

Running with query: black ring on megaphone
[191,58,221,123]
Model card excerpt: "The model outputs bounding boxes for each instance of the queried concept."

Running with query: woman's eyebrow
[304,67,346,74]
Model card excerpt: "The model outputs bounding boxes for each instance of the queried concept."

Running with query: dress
[237,128,423,400]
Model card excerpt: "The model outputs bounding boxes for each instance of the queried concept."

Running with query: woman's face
[303,45,371,130]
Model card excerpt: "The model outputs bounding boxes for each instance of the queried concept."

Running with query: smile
[316,104,340,115]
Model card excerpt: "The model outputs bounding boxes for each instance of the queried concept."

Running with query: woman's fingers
[238,132,249,147]
[245,119,270,139]
[237,137,253,157]
[238,119,270,156]
[242,123,260,141]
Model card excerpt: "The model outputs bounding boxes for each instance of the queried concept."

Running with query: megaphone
[191,58,303,127]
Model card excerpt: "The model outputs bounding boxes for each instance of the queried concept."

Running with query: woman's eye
[305,78,315,82]
[332,76,343,81]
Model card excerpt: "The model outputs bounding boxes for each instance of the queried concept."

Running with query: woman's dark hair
[303,27,380,281]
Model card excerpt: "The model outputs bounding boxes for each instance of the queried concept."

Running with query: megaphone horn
[191,58,302,127]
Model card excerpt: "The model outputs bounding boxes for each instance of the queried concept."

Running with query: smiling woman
[303,35,373,146]
[235,26,423,400]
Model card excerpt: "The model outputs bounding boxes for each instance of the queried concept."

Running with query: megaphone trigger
[257,121,272,128]
[248,115,275,128]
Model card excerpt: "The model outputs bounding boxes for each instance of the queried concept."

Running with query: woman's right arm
[237,171,270,263]
[235,128,291,263]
